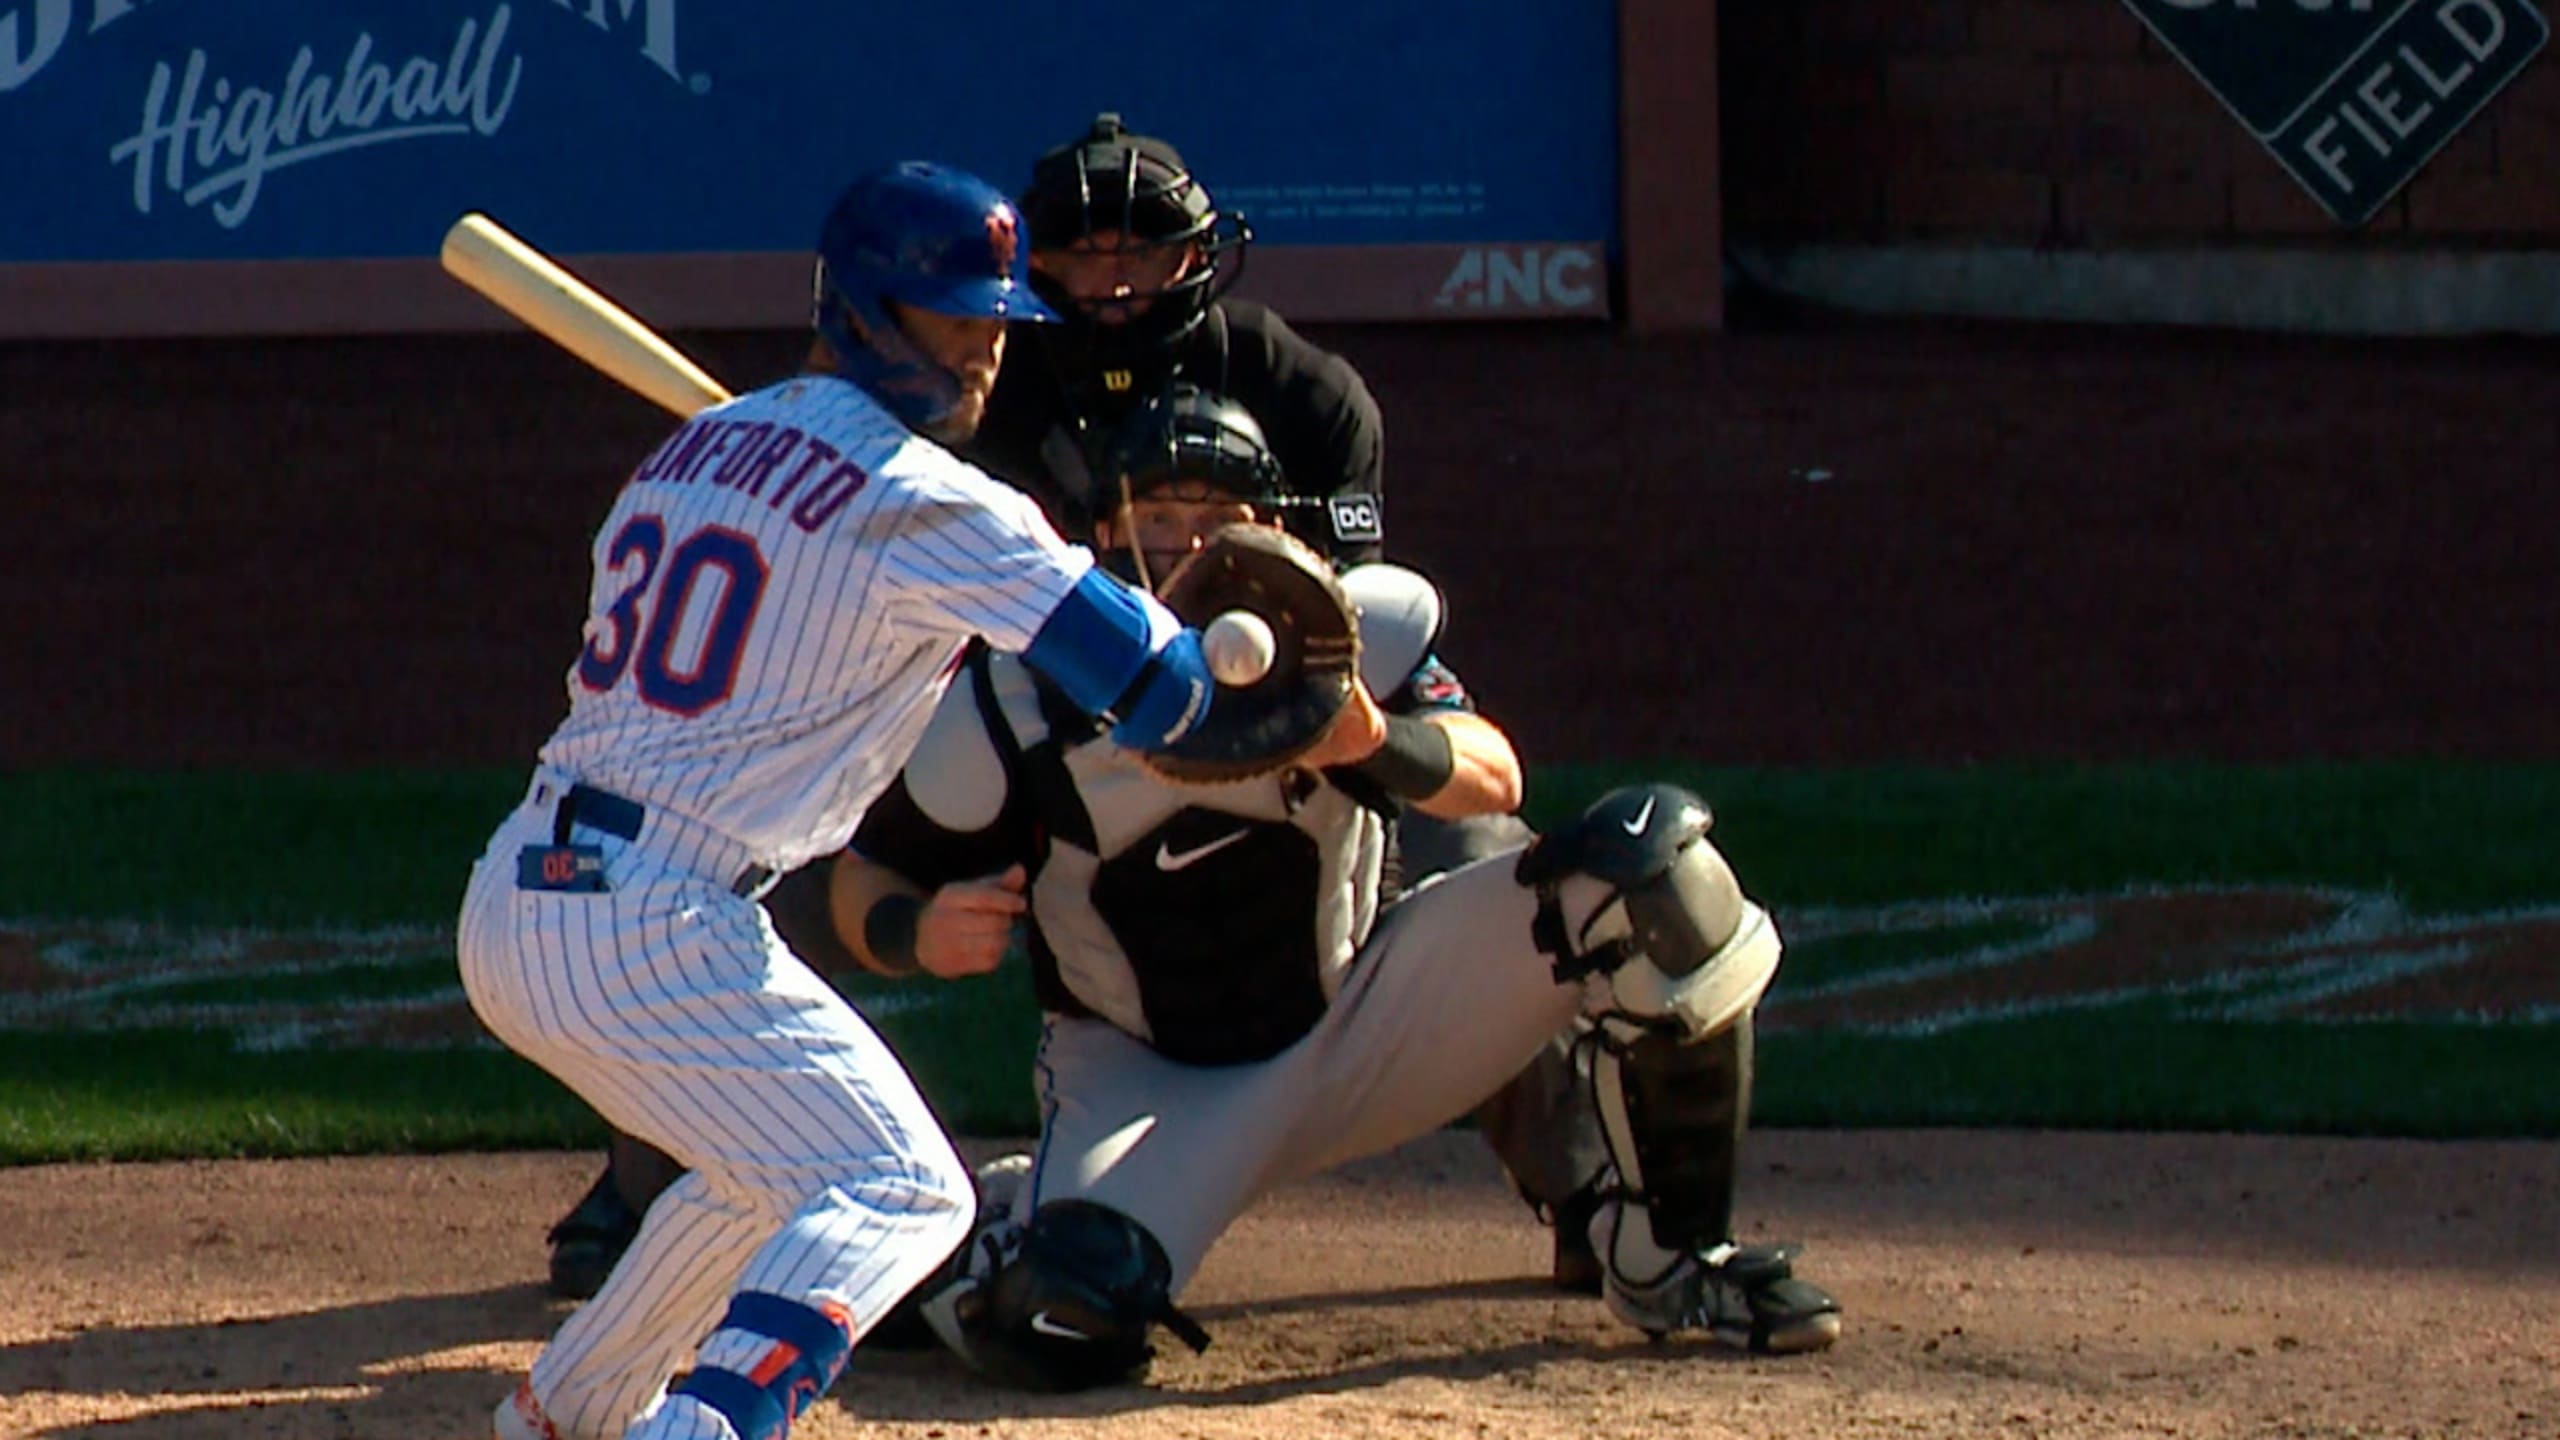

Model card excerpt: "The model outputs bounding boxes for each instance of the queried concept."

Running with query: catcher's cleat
[544,1166,641,1301]
[973,1150,1036,1218]
[1550,1184,1605,1297]
[1604,1241,1842,1354]
[868,1152,1037,1351]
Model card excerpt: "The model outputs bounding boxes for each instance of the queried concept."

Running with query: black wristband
[862,893,924,977]
[1354,712,1457,800]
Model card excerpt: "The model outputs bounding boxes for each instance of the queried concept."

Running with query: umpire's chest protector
[972,655,1388,1065]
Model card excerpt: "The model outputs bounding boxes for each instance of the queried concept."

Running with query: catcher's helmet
[1116,387,1283,500]
[1019,114,1249,384]
[1103,386,1343,559]
[812,161,1056,433]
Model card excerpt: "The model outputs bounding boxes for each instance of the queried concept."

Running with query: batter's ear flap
[1339,563,1444,696]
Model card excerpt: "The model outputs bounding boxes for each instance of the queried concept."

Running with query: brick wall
[1719,0,2560,246]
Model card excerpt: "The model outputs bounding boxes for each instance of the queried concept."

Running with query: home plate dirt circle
[2,1129,2555,1438]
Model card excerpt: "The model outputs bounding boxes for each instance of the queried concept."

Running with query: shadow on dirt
[840,1273,1754,1425]
[4,1272,1733,1434]
[1,1283,556,1439]
[1752,1130,2560,1276]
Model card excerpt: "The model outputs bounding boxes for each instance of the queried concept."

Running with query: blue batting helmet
[812,161,1057,433]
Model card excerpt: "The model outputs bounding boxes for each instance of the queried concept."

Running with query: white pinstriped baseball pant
[459,772,972,1440]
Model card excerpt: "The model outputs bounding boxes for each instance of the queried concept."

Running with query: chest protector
[969,651,1388,1065]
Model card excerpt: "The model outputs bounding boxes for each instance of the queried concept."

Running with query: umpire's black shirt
[961,298,1386,564]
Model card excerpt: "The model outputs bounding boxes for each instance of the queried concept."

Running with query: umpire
[961,112,1384,567]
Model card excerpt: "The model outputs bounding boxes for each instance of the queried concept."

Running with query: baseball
[1202,609,1278,686]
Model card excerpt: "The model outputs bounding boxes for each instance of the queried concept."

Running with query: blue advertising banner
[0,1,1619,331]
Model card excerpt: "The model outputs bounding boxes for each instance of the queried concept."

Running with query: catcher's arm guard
[1339,563,1444,699]
[1139,524,1360,784]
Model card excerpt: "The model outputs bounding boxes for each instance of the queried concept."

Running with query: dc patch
[518,843,607,892]
[1329,493,1383,544]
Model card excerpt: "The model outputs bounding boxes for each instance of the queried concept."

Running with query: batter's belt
[531,771,781,899]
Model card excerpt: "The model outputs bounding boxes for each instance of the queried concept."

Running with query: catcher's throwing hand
[1294,680,1388,771]
[917,865,1027,978]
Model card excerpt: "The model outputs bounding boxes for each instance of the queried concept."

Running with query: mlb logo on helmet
[985,207,1020,274]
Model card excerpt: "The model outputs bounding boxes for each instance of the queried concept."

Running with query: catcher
[827,387,1842,1391]
[969,109,1611,1295]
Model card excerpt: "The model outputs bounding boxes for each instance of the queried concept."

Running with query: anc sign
[2121,0,2551,226]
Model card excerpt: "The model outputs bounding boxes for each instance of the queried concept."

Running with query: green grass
[9,761,2550,923]
[146,955,461,1007]
[1776,920,2052,988]
[2,762,2554,1162]
[0,769,520,926]
[1756,1021,2560,1136]
[0,1030,595,1160]
[1530,761,2560,914]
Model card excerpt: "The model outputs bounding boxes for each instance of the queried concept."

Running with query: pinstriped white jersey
[538,373,1095,873]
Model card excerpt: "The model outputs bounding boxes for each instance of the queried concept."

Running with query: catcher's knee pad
[923,1198,1209,1392]
[1515,783,1781,1040]
[1588,1016,1753,1258]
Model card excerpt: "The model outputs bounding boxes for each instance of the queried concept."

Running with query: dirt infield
[3,1129,2555,1439]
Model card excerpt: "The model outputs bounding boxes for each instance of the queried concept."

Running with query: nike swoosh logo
[1156,828,1253,871]
[1028,1310,1091,1340]
[1622,796,1657,835]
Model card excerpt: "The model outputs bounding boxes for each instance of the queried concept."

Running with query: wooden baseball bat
[438,212,734,419]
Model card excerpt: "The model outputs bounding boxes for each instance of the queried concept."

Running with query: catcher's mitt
[1141,523,1359,784]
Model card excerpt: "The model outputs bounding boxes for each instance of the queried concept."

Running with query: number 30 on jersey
[575,513,771,715]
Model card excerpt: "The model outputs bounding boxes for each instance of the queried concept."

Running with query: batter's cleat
[1604,1241,1842,1355]
[545,1166,641,1301]
[491,1378,558,1440]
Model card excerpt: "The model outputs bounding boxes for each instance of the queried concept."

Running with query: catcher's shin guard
[1514,783,1781,1040]
[544,1165,636,1301]
[1594,1018,1751,1253]
[1519,785,1837,1350]
[1582,1016,1840,1352]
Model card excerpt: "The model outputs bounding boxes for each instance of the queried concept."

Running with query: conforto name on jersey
[627,415,871,534]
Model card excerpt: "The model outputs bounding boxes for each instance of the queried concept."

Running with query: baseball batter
[458,163,1268,1440]
[827,389,1843,1392]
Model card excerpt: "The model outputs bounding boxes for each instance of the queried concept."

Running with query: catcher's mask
[812,162,1056,437]
[1019,114,1250,400]
[1098,386,1323,589]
